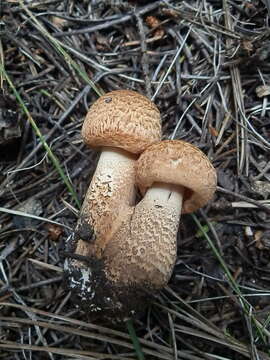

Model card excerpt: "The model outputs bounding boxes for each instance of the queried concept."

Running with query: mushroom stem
[74,147,137,255]
[94,146,137,208]
[105,182,184,289]
[143,182,184,211]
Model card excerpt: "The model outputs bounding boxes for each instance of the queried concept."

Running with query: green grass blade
[126,319,145,360]
[191,214,270,343]
[191,214,247,304]
[19,0,104,97]
[0,63,81,208]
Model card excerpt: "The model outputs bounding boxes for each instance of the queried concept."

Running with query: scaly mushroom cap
[136,140,217,213]
[82,90,162,154]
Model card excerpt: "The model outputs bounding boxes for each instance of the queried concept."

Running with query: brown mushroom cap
[136,140,217,213]
[82,90,162,154]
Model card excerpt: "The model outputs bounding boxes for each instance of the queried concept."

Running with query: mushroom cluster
[64,90,217,320]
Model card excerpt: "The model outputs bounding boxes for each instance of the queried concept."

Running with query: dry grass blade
[0,303,180,359]
[0,64,81,208]
[0,316,172,359]
[0,342,132,360]
[18,0,103,97]
[223,0,248,176]
[0,206,72,229]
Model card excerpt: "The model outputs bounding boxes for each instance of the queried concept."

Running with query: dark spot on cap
[104,97,112,103]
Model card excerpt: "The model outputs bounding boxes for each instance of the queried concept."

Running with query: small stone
[256,85,270,98]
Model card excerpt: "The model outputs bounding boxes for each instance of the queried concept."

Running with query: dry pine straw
[0,1,270,359]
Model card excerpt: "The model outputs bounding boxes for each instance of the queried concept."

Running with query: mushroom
[64,90,161,317]
[130,140,217,288]
[77,139,216,319]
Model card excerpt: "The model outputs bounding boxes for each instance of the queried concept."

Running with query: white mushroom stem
[143,182,184,213]
[93,147,137,208]
[75,147,137,256]
[105,182,185,288]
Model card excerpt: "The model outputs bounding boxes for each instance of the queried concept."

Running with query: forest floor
[1,0,270,359]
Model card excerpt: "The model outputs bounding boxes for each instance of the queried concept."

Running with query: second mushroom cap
[136,140,217,214]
